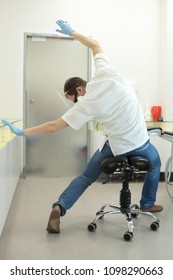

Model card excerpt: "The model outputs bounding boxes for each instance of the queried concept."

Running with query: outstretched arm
[24,118,68,135]
[1,118,69,136]
[56,20,103,56]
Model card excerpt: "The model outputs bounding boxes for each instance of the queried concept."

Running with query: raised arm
[72,31,103,56]
[56,20,103,56]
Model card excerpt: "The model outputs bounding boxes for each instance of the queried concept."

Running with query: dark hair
[64,77,87,95]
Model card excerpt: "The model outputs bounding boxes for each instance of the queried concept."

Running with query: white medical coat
[62,53,149,155]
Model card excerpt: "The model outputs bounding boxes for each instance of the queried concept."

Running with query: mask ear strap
[74,92,78,103]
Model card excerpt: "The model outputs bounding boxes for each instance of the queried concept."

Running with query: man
[2,20,162,234]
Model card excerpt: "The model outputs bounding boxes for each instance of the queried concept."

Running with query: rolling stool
[87,155,160,241]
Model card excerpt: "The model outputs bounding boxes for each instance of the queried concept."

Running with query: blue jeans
[53,140,161,216]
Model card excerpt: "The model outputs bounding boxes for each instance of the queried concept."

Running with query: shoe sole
[140,207,163,213]
[47,209,60,233]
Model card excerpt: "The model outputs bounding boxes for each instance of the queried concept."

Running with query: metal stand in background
[165,141,173,198]
[145,127,173,199]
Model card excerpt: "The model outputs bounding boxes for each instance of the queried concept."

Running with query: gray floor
[0,177,173,260]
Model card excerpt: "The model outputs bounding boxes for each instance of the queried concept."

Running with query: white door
[24,35,90,177]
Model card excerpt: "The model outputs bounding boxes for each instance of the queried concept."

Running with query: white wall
[0,0,163,119]
[0,137,23,236]
[160,0,173,120]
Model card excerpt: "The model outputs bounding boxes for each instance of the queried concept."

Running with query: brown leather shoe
[47,208,60,233]
[140,204,163,213]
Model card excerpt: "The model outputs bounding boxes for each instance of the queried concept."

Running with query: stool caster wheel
[88,223,97,232]
[96,210,104,219]
[123,231,133,241]
[150,221,159,231]
[131,213,138,218]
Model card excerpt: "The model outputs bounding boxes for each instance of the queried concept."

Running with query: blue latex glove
[1,120,24,136]
[56,20,75,36]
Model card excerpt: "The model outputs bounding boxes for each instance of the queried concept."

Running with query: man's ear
[76,85,85,96]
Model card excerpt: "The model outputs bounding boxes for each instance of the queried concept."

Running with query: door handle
[29,99,34,104]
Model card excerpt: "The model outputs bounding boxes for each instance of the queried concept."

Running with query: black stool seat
[88,155,160,241]
[101,156,152,174]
